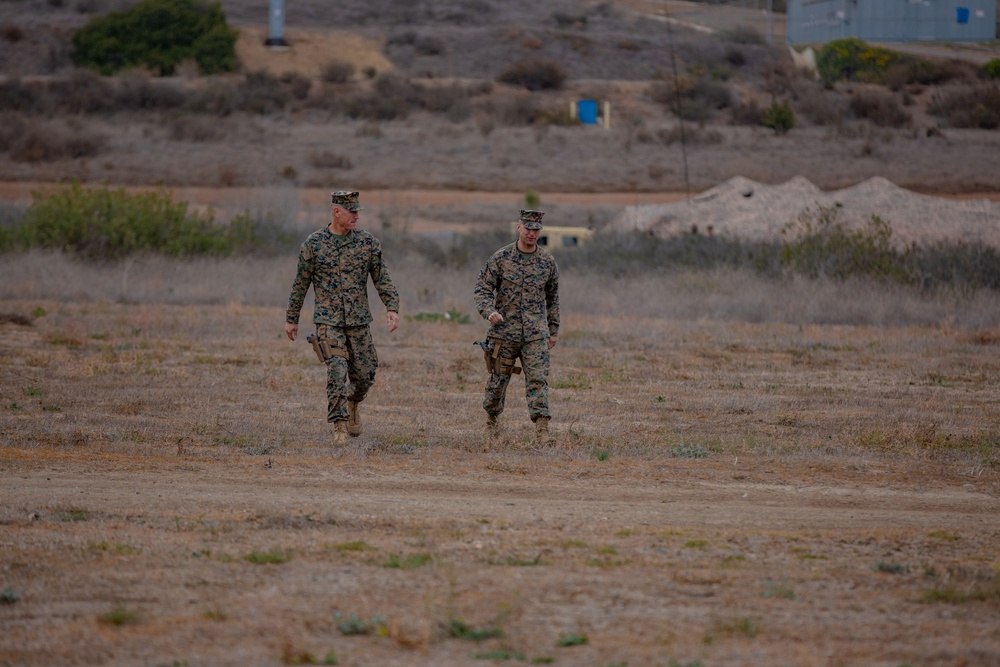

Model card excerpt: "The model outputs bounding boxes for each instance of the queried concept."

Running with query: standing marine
[285,190,400,444]
[474,209,560,445]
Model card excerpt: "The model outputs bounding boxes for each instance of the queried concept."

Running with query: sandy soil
[3,450,998,667]
[2,300,999,667]
[2,3,999,664]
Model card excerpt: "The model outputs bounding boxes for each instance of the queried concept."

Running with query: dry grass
[1,251,997,469]
[1,257,999,664]
[1,0,997,660]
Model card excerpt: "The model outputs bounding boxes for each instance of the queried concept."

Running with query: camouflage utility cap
[519,209,544,230]
[331,190,363,211]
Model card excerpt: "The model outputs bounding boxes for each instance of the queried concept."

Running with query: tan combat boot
[333,420,348,445]
[535,417,555,446]
[347,401,361,437]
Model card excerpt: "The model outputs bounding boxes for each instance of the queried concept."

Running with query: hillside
[0,0,998,196]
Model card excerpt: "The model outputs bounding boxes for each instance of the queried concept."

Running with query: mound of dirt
[235,27,393,80]
[609,176,1000,248]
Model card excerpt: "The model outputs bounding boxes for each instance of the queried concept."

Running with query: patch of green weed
[244,549,290,564]
[99,606,141,626]
[383,553,433,569]
[447,619,504,641]
[669,442,710,458]
[556,633,589,647]
[761,579,795,600]
[335,612,386,636]
[54,508,89,522]
[332,541,375,552]
[474,648,525,661]
[927,530,960,541]
[875,560,909,575]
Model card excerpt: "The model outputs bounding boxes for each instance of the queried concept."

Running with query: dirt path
[3,449,999,667]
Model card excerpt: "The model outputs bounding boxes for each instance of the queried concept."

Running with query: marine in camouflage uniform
[285,191,400,443]
[474,209,560,444]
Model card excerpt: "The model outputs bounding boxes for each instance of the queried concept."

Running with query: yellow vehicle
[525,225,594,250]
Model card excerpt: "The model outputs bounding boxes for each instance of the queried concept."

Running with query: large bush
[72,0,237,76]
[780,205,911,282]
[816,38,905,85]
[1,183,289,259]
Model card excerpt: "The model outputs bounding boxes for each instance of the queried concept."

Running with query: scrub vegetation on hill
[0,0,997,192]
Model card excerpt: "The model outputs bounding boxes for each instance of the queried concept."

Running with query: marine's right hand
[487,311,504,325]
[285,322,298,341]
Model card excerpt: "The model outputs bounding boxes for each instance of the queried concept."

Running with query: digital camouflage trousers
[483,337,550,422]
[316,324,379,423]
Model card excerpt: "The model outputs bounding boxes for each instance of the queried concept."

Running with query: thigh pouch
[307,333,348,363]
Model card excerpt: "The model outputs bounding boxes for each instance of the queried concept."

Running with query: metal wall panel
[787,0,997,43]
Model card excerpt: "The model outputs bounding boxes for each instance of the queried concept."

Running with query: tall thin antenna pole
[665,19,691,200]
[266,0,289,48]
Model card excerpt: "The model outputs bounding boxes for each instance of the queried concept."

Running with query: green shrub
[191,20,238,74]
[762,97,795,134]
[816,38,904,85]
[780,205,911,282]
[71,0,237,76]
[0,586,20,604]
[244,549,289,564]
[5,183,290,259]
[983,58,1000,79]
[446,619,504,641]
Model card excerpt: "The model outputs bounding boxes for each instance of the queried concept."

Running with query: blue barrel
[577,99,598,125]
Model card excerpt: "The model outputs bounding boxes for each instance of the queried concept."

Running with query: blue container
[577,99,598,125]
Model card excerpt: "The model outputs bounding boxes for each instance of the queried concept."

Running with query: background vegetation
[0,0,996,189]
[71,0,238,75]
[3,185,997,297]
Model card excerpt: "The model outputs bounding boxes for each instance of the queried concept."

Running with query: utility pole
[265,0,289,48]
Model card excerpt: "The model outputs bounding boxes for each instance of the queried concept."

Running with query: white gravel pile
[610,176,1000,248]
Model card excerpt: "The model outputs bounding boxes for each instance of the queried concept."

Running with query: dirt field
[2,295,999,667]
[2,1,1000,665]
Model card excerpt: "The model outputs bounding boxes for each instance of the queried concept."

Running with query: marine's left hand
[387,311,399,333]
[549,335,558,349]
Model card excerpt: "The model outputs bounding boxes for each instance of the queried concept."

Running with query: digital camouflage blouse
[474,243,559,343]
[286,228,399,327]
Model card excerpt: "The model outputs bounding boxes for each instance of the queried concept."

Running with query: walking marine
[285,190,399,445]
[474,209,560,445]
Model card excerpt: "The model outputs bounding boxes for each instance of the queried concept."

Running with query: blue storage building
[786,0,996,44]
